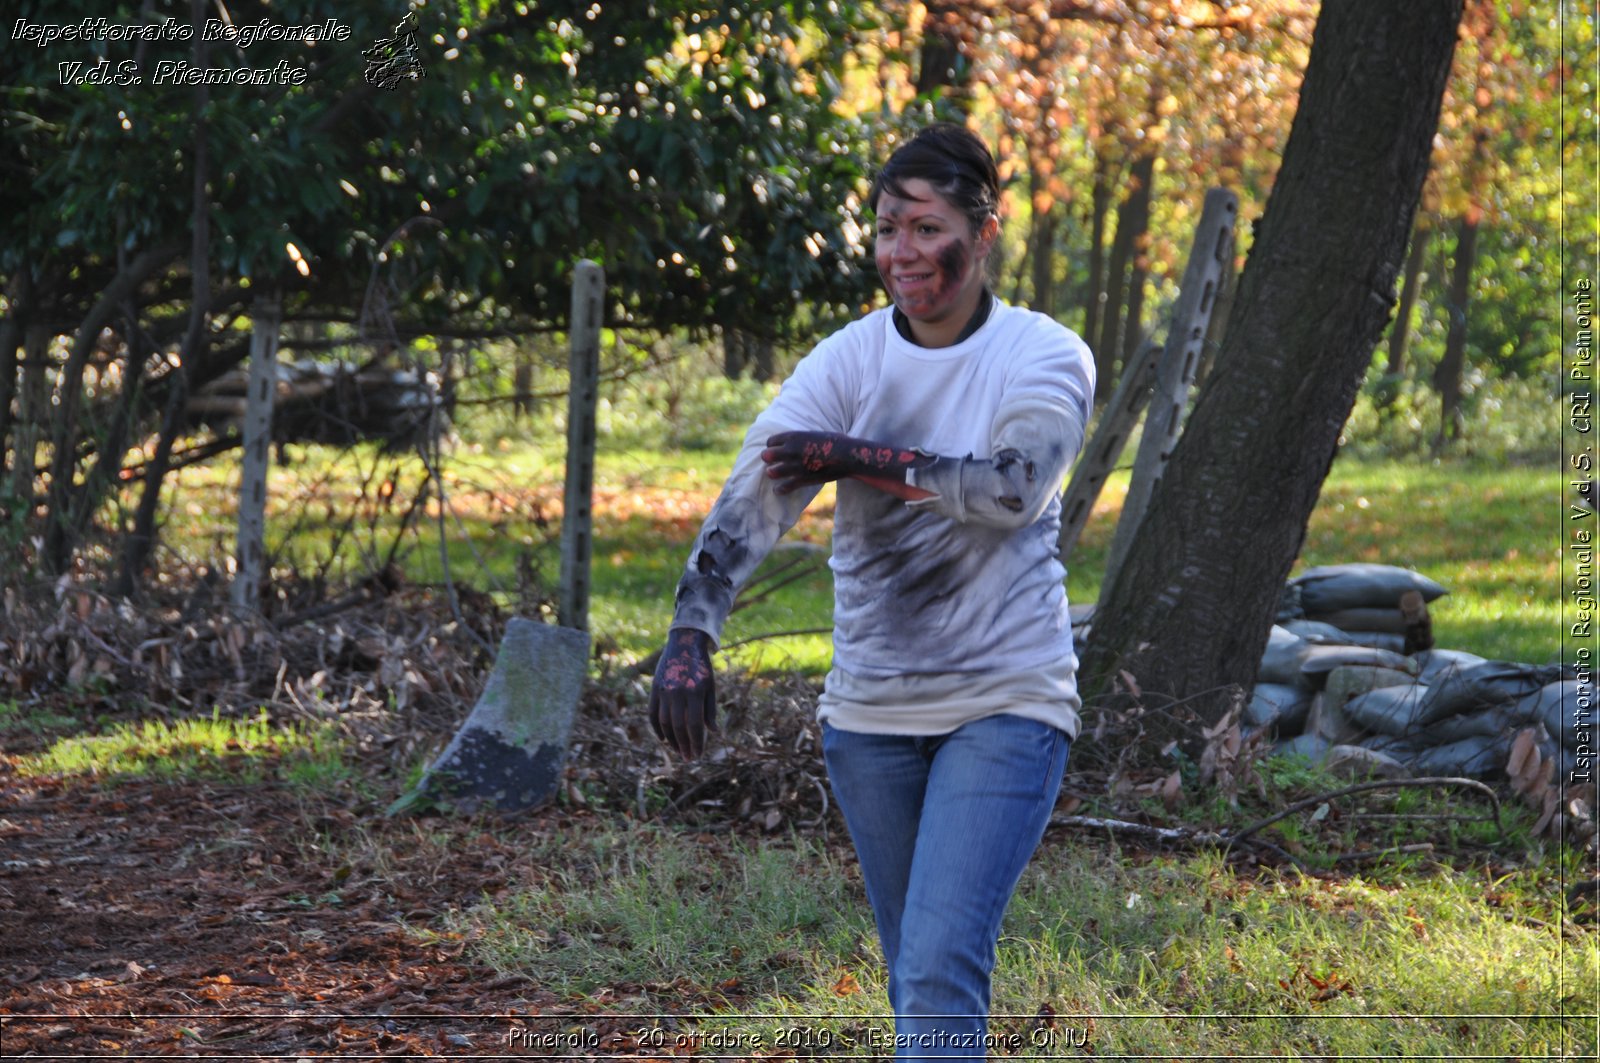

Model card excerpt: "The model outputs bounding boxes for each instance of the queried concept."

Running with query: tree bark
[1122,217,1152,367]
[41,236,184,573]
[113,2,211,597]
[1432,213,1479,445]
[1030,198,1059,317]
[1079,0,1464,758]
[1386,221,1431,381]
[0,269,30,486]
[915,1,967,98]
[1095,151,1155,392]
[1084,148,1112,399]
[723,326,747,380]
[11,325,49,509]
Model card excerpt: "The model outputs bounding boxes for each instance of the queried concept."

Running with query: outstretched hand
[761,431,934,500]
[648,627,718,760]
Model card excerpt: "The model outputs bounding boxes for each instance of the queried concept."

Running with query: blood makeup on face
[874,184,980,328]
[880,234,972,320]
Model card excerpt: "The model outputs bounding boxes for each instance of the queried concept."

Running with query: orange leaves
[1277,961,1356,1004]
[831,970,861,996]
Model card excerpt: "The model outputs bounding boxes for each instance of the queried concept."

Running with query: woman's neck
[894,287,994,348]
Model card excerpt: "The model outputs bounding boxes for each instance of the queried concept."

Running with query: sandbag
[1417,702,1541,746]
[1273,732,1330,763]
[1247,682,1313,734]
[1362,734,1424,760]
[1413,648,1487,685]
[1292,563,1448,613]
[1305,606,1411,635]
[1298,644,1416,686]
[1276,582,1306,622]
[1281,619,1354,643]
[1307,691,1365,746]
[1403,734,1510,778]
[1417,660,1566,728]
[1517,680,1596,749]
[1344,683,1432,737]
[1324,744,1408,780]
[1259,626,1313,687]
[1319,630,1408,654]
[1311,666,1416,744]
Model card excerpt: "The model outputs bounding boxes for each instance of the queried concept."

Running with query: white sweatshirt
[670,300,1096,737]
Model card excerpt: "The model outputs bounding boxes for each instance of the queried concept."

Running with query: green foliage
[6,0,890,335]
[1342,371,1562,463]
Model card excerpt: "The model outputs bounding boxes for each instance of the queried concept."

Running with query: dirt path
[0,768,700,1058]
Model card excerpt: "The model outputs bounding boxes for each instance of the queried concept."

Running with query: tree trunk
[1432,213,1479,446]
[67,321,149,550]
[0,269,30,486]
[723,327,747,380]
[114,3,211,597]
[1084,147,1112,394]
[11,325,50,509]
[41,237,184,573]
[1079,0,1463,759]
[915,1,967,98]
[1030,199,1059,317]
[513,345,534,419]
[1122,221,1152,367]
[1095,151,1155,393]
[1386,221,1431,381]
[749,332,774,383]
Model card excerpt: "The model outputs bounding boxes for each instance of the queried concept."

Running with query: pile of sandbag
[1251,563,1588,787]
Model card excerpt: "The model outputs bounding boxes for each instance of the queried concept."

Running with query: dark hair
[868,122,1001,234]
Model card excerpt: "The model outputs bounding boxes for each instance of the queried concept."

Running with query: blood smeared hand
[648,627,718,760]
[761,431,934,500]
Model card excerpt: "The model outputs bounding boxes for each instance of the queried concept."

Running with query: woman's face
[874,176,996,346]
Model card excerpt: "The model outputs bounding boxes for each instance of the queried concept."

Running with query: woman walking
[648,122,1095,1059]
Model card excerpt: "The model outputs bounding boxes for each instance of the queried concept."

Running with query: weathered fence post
[1057,334,1160,561]
[390,262,603,818]
[1101,188,1238,587]
[231,289,281,613]
[559,260,603,632]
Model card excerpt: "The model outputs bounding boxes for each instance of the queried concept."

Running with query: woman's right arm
[649,336,855,759]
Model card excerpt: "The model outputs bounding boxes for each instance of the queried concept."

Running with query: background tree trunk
[1095,151,1155,394]
[0,270,29,487]
[11,325,49,510]
[1084,147,1112,397]
[1433,213,1480,445]
[1079,0,1464,758]
[1029,204,1058,316]
[1386,222,1431,380]
[915,1,967,98]
[113,2,211,598]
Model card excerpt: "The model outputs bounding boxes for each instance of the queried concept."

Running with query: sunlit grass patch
[450,824,873,998]
[978,844,1594,1059]
[444,819,1592,1059]
[12,708,350,789]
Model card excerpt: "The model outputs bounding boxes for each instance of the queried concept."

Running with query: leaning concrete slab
[390,619,589,816]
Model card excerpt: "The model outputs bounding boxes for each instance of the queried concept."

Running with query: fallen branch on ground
[1050,775,1503,872]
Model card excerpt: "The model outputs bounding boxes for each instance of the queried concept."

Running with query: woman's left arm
[763,328,1095,529]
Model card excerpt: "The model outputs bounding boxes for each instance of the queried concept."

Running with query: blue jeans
[822,714,1070,1061]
